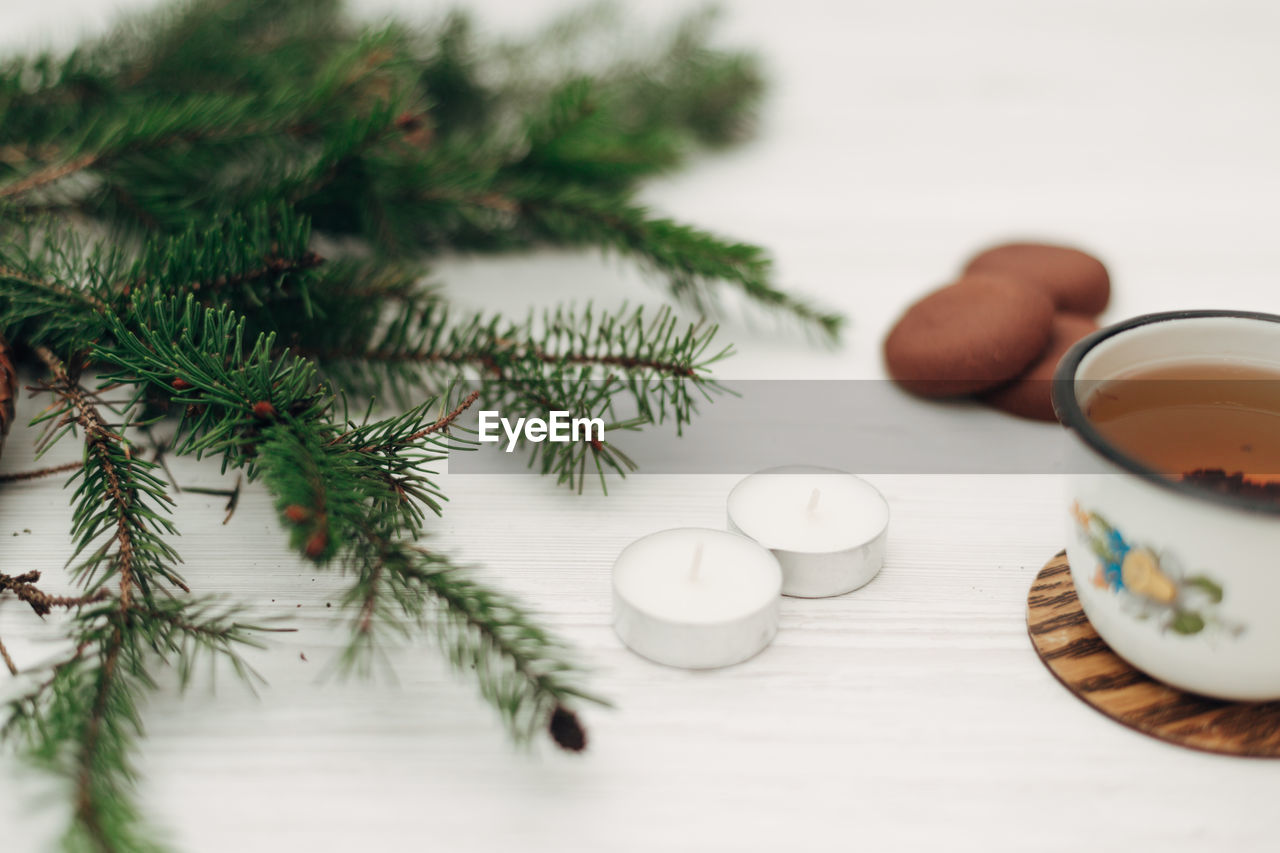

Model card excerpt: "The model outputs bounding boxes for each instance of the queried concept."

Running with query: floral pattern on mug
[1072,502,1241,637]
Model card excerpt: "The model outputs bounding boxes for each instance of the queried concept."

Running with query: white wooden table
[4,1,1280,850]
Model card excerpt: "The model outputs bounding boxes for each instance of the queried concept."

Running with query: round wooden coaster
[1027,551,1280,758]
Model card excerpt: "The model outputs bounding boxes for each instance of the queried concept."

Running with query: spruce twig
[0,2,838,849]
[33,346,188,598]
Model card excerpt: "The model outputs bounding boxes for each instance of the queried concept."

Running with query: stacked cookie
[883,242,1109,421]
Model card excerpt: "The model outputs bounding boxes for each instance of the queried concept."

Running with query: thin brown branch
[0,461,84,483]
[356,555,386,637]
[180,477,243,524]
[405,390,481,442]
[0,152,99,200]
[138,604,294,639]
[223,475,242,525]
[549,349,697,377]
[0,112,325,205]
[185,251,325,295]
[0,571,112,616]
[417,188,518,214]
[307,342,697,378]
[0,263,108,314]
[112,249,325,303]
[0,633,16,676]
[150,617,291,644]
[327,389,481,451]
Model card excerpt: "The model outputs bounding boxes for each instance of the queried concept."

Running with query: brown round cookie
[884,275,1055,397]
[964,242,1110,315]
[981,313,1099,421]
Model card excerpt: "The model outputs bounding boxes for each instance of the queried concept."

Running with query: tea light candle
[612,528,783,669]
[727,466,890,598]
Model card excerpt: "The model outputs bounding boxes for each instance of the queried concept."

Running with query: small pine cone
[303,529,328,559]
[393,111,434,149]
[251,400,278,419]
[394,111,422,130]
[283,504,311,524]
[171,378,192,391]
[0,333,16,458]
[548,705,587,753]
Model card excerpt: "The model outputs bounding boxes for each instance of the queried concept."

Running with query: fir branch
[14,349,199,851]
[318,329,705,378]
[340,538,605,747]
[1,378,170,851]
[122,204,322,304]
[96,291,603,746]
[0,226,116,352]
[96,292,603,736]
[3,595,265,852]
[309,302,727,405]
[511,184,842,337]
[0,2,840,847]
[408,545,606,740]
[33,346,187,600]
[134,597,270,689]
[303,301,728,491]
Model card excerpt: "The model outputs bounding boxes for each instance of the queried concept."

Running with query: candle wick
[807,488,821,514]
[690,542,704,582]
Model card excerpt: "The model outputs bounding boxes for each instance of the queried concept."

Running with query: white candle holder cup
[727,466,890,598]
[612,528,783,669]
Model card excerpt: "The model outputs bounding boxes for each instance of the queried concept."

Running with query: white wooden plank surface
[4,1,1280,850]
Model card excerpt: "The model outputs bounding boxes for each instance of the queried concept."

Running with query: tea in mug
[1084,360,1280,496]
